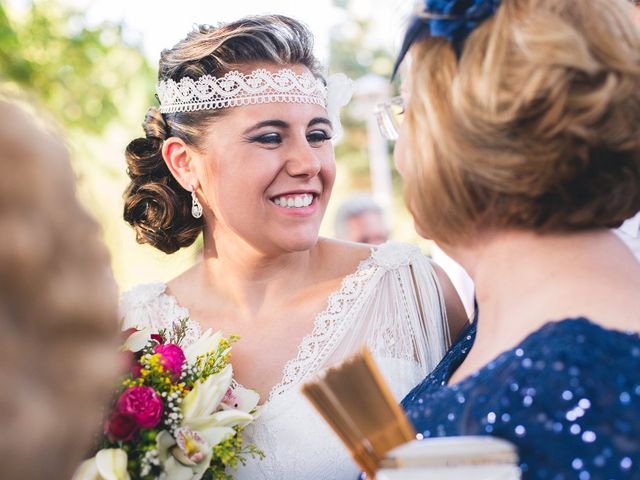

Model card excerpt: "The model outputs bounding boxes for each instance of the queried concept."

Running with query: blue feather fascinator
[393,0,501,76]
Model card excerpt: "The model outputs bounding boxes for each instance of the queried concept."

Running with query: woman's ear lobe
[162,137,197,190]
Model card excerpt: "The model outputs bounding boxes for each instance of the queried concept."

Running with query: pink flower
[131,362,142,379]
[117,386,163,429]
[222,387,238,408]
[154,343,186,378]
[104,410,138,442]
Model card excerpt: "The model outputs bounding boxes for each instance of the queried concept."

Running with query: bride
[120,15,467,479]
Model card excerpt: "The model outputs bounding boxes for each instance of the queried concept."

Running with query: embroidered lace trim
[268,242,428,404]
[120,242,424,405]
[120,282,202,347]
[157,68,327,114]
[267,250,377,401]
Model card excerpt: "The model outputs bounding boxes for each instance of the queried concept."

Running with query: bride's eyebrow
[242,119,288,135]
[308,117,333,129]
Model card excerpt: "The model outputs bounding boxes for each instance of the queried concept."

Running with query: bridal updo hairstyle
[403,0,640,246]
[0,99,120,480]
[124,15,324,254]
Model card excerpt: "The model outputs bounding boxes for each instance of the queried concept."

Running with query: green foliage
[0,1,154,134]
[329,17,395,80]
[204,427,265,480]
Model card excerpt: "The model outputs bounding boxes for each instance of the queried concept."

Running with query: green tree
[0,1,154,134]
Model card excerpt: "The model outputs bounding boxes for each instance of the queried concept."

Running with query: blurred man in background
[334,193,390,245]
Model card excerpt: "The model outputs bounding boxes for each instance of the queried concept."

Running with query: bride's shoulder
[120,282,168,312]
[315,238,373,275]
[119,282,188,332]
[316,238,428,274]
[370,240,425,269]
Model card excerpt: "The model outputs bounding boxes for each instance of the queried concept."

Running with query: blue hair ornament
[393,0,501,76]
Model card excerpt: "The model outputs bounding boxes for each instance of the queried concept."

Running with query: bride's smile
[163,64,336,256]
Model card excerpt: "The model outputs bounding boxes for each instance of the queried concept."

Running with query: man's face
[344,211,390,245]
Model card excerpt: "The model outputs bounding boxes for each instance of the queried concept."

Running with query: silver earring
[189,184,203,219]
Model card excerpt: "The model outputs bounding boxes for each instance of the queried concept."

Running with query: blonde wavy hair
[0,99,120,480]
[403,0,640,246]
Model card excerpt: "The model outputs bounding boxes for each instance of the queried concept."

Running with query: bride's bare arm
[432,262,470,342]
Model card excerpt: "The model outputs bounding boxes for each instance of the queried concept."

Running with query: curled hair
[124,15,323,253]
[403,0,640,245]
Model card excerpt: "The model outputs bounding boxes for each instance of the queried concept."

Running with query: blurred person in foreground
[380,0,640,477]
[0,99,121,480]
[334,192,390,245]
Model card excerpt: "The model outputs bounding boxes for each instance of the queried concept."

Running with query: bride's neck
[198,234,314,314]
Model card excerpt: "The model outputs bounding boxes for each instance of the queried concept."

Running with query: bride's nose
[284,139,323,178]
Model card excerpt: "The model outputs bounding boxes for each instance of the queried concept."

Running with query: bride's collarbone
[199,280,347,400]
[221,314,317,402]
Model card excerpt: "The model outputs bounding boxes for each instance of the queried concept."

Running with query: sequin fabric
[401,318,640,479]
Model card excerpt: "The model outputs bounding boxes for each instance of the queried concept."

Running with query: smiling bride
[120,15,467,480]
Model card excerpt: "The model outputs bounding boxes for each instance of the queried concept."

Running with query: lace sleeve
[333,242,451,397]
[119,283,201,346]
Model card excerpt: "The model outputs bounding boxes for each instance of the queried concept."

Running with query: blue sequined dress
[401,318,640,479]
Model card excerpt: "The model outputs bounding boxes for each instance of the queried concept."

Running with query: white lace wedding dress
[121,241,451,480]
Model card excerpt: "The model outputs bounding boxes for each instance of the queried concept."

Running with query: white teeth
[273,193,314,208]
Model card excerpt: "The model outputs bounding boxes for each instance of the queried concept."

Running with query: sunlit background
[1,0,449,295]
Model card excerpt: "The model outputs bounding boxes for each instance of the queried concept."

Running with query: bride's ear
[162,137,200,191]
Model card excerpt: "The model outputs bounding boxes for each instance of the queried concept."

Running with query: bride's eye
[249,133,282,145]
[307,130,332,146]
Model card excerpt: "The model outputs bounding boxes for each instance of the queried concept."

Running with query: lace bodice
[121,241,450,479]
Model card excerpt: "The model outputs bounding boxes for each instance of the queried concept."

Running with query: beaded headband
[157,68,327,114]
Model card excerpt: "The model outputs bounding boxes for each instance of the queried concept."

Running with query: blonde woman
[386,0,640,477]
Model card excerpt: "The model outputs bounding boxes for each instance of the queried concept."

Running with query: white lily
[96,449,130,480]
[72,457,100,480]
[184,328,222,364]
[122,326,153,352]
[182,364,233,422]
[157,429,213,480]
[180,365,254,448]
[187,409,253,436]
[72,449,130,480]
[221,384,261,413]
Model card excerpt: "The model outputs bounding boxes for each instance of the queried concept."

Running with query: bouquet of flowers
[74,320,263,480]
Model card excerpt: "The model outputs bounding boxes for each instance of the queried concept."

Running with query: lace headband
[156,68,354,141]
[157,68,327,114]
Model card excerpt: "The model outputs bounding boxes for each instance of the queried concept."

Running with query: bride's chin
[279,237,318,254]
[268,230,320,254]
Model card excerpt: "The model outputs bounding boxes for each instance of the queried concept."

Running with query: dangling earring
[189,184,203,219]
